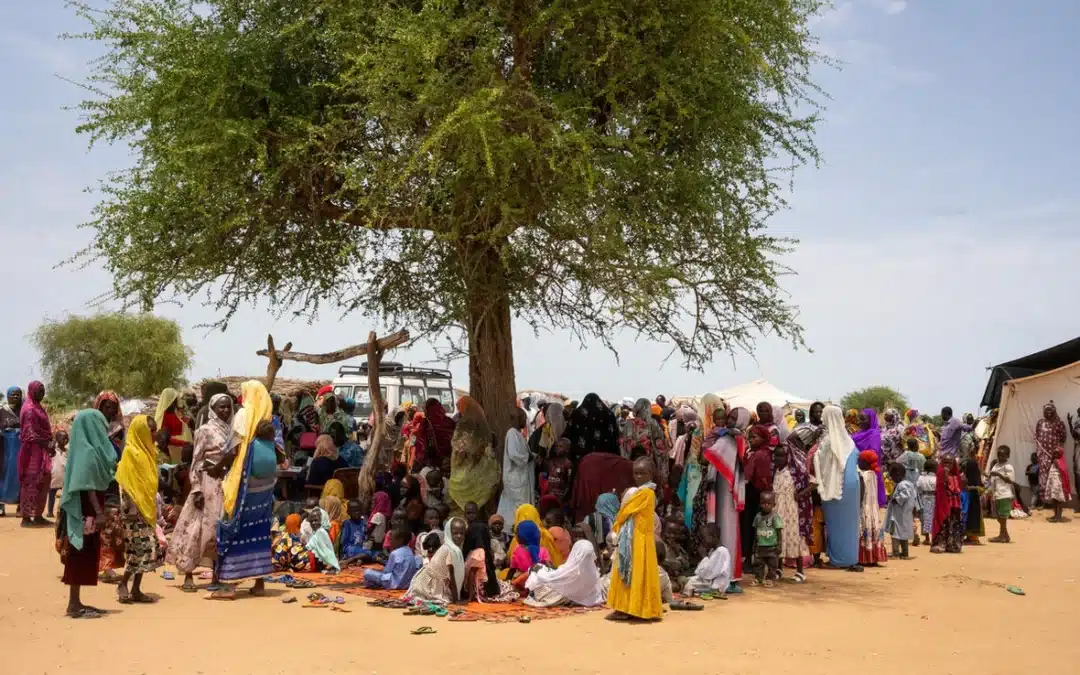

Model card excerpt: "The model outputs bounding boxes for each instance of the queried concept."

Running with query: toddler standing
[883,463,917,559]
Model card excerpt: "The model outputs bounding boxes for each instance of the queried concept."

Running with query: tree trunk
[464,242,518,464]
[358,331,387,507]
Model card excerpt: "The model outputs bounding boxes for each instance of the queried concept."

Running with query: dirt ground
[1,513,1077,675]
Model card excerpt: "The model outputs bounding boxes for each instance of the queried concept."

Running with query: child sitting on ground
[916,458,938,546]
[682,528,731,597]
[883,462,917,559]
[751,491,782,588]
[421,530,442,563]
[416,507,443,557]
[339,499,372,563]
[489,514,510,569]
[423,469,448,511]
[304,509,341,573]
[380,508,414,562]
[660,519,693,584]
[986,445,1018,543]
[654,541,674,604]
[363,528,421,590]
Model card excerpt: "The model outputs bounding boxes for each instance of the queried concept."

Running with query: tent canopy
[715,379,814,413]
[981,336,1080,409]
[992,359,1080,488]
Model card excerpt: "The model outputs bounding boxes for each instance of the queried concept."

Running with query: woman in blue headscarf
[583,492,620,571]
[0,386,23,516]
[58,409,118,618]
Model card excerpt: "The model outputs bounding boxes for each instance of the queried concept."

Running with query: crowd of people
[0,380,1072,621]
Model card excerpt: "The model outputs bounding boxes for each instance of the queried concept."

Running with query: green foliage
[66,0,825,391]
[840,386,909,416]
[33,313,192,401]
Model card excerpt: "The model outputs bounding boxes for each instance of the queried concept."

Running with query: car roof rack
[337,362,453,380]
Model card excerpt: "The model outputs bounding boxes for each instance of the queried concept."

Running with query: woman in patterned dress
[167,393,238,591]
[856,450,888,565]
[115,415,162,604]
[1035,401,1070,523]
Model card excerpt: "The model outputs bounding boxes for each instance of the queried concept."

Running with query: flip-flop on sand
[411,626,437,635]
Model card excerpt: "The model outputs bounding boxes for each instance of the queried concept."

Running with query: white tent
[992,359,1080,490]
[714,379,814,415]
[668,380,814,415]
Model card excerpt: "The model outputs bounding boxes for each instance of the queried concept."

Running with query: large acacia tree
[70,0,824,445]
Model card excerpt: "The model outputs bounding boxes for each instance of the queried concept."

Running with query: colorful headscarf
[93,391,122,422]
[115,415,159,526]
[19,381,51,446]
[285,513,302,535]
[61,410,118,551]
[595,492,620,521]
[549,526,571,561]
[321,478,345,501]
[858,449,879,470]
[369,491,392,522]
[515,520,542,563]
[221,380,272,519]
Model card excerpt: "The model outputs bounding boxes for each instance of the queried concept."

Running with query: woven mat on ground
[340,587,602,623]
[287,564,379,586]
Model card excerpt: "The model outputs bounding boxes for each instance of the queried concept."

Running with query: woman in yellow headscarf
[607,457,662,621]
[115,415,161,604]
[507,503,564,567]
[214,380,276,599]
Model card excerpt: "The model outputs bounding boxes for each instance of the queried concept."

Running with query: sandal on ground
[287,580,316,589]
[670,600,704,611]
[330,606,352,613]
[67,607,104,619]
[790,572,806,584]
[411,626,437,635]
[762,579,775,588]
[208,588,237,601]
[180,584,198,593]
[282,596,297,604]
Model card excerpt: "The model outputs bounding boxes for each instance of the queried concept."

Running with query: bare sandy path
[1,514,1077,674]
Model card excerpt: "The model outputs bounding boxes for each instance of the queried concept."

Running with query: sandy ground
[1,513,1078,675]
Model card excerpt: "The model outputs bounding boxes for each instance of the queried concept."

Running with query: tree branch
[255,330,410,364]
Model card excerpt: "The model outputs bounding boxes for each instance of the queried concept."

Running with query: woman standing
[448,397,500,515]
[94,391,126,456]
[154,388,190,464]
[0,386,24,516]
[497,408,535,525]
[58,409,117,618]
[566,393,620,462]
[700,397,748,590]
[851,409,886,507]
[167,393,237,591]
[880,409,906,485]
[115,415,161,604]
[1035,401,1070,522]
[214,380,277,598]
[931,456,964,553]
[18,381,53,527]
[813,405,861,571]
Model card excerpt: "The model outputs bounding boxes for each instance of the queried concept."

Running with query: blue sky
[2,0,1078,411]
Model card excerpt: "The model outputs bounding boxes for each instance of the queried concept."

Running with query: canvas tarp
[671,380,813,416]
[992,359,1080,488]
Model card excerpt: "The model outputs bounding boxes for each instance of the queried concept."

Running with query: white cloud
[882,1,908,15]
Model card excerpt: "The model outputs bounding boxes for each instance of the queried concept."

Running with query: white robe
[525,539,602,607]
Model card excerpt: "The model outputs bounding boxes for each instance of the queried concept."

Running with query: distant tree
[33,313,192,402]
[840,386,909,416]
